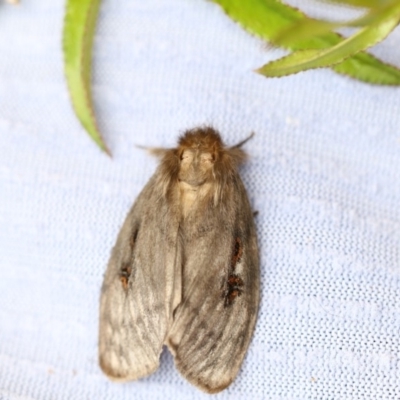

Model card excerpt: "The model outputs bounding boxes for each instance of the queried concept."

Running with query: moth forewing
[99,177,173,381]
[99,127,259,393]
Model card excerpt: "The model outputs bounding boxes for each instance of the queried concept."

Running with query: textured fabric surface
[1,0,400,399]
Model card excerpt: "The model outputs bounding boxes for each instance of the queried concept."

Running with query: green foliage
[63,0,109,154]
[259,2,400,77]
[62,0,400,151]
[213,0,400,84]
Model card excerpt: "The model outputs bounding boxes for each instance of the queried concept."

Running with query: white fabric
[1,0,400,399]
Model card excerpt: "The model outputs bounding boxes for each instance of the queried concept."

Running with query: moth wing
[99,175,178,381]
[167,175,259,393]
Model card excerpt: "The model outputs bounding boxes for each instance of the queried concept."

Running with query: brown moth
[99,126,259,393]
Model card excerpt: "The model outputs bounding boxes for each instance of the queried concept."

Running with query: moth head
[177,127,224,187]
[156,126,251,201]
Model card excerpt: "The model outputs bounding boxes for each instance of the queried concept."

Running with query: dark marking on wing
[231,237,243,266]
[119,263,132,290]
[224,274,244,307]
[130,229,139,249]
[119,229,138,290]
[227,274,244,287]
[222,237,245,307]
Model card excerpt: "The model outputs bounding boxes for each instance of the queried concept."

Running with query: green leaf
[212,0,305,43]
[212,0,400,85]
[63,0,110,154]
[271,20,350,49]
[258,3,400,77]
[271,1,400,48]
[322,0,394,8]
[258,6,400,77]
[333,52,400,85]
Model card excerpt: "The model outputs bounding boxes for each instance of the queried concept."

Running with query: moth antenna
[231,132,255,149]
[135,144,170,158]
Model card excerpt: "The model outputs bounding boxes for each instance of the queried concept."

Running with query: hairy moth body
[99,127,259,393]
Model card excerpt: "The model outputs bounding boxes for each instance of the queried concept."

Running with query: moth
[99,126,259,393]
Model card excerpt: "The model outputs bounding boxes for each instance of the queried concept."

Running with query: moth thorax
[178,180,212,219]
